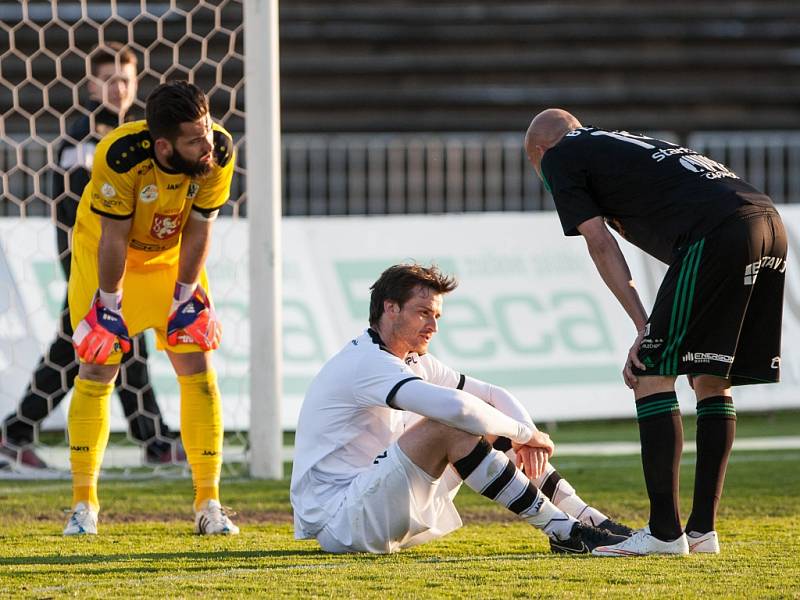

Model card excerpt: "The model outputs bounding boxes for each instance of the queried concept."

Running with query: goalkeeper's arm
[72,216,133,364]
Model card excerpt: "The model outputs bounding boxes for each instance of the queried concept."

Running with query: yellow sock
[179,370,223,512]
[68,377,113,511]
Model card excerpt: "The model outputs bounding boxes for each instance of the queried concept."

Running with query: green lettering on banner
[334,258,457,320]
[492,295,553,354]
[284,300,326,362]
[433,297,495,358]
[553,291,614,352]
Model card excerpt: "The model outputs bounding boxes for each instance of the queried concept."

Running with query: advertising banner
[2,209,798,431]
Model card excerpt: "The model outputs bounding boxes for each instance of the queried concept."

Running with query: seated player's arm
[461,376,553,474]
[576,216,648,331]
[98,215,132,292]
[461,376,535,428]
[392,379,534,445]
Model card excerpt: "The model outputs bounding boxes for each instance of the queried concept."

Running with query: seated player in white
[291,263,632,554]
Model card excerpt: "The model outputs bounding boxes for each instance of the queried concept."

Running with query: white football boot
[63,502,98,536]
[194,499,240,535]
[687,530,720,554]
[592,526,689,556]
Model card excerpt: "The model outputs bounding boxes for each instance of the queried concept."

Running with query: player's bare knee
[692,374,732,400]
[633,374,676,399]
[79,362,119,384]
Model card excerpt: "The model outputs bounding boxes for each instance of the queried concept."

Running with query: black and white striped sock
[454,438,576,539]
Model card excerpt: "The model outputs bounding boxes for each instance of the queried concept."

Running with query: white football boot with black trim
[687,530,720,554]
[63,502,98,536]
[592,526,689,556]
[194,499,240,535]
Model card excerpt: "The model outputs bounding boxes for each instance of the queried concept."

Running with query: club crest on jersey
[101,182,116,198]
[139,184,158,203]
[150,212,182,240]
[187,182,200,199]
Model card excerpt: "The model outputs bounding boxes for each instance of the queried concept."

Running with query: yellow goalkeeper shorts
[67,238,214,365]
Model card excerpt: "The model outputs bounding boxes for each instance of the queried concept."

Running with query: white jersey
[291,329,464,539]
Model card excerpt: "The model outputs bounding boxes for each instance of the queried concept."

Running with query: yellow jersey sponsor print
[72,119,235,270]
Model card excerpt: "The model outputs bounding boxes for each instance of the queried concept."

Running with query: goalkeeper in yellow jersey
[63,81,238,536]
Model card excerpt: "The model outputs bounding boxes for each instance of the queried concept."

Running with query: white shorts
[316,442,463,553]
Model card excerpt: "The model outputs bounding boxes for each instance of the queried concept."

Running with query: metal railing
[3,130,799,217]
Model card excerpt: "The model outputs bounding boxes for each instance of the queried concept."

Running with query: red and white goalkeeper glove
[72,290,132,364]
[166,282,222,351]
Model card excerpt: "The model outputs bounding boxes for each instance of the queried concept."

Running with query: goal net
[0,0,261,478]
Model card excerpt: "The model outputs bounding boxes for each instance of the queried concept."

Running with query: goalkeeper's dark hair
[369,263,458,326]
[145,80,209,141]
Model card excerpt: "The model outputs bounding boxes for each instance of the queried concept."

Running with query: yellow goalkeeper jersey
[72,119,235,270]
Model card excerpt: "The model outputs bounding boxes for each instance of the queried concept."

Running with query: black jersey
[541,127,773,263]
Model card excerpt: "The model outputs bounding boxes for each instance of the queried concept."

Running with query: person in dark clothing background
[0,42,184,468]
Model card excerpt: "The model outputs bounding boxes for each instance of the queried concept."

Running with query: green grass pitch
[2,417,799,598]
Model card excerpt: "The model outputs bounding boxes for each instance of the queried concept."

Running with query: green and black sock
[685,395,736,534]
[636,391,683,541]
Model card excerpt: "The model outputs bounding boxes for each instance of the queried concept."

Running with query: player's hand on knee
[623,328,647,389]
[513,429,554,479]
[514,445,550,480]
[167,283,222,351]
[72,292,132,364]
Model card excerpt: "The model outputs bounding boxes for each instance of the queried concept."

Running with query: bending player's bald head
[524,108,582,176]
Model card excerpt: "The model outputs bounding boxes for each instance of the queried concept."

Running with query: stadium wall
[2,208,799,431]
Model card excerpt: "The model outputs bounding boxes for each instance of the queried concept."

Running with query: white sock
[533,463,609,526]
[455,440,577,540]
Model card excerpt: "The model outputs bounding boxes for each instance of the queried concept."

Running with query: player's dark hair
[369,263,458,326]
[145,80,209,141]
[89,42,137,75]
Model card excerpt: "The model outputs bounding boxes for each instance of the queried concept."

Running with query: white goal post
[244,0,283,479]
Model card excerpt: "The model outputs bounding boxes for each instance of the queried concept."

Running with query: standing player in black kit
[525,108,787,556]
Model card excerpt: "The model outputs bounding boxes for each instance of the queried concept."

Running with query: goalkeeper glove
[72,291,132,364]
[167,282,222,351]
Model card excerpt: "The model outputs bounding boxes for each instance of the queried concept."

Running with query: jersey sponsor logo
[650,147,695,162]
[101,182,116,198]
[744,256,787,285]
[150,212,182,240]
[70,445,90,452]
[187,182,200,199]
[373,449,388,464]
[771,356,781,369]
[682,351,734,364]
[678,154,739,180]
[166,182,182,190]
[139,184,158,203]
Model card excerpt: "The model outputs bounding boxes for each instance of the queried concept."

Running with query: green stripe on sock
[697,406,737,417]
[637,400,680,420]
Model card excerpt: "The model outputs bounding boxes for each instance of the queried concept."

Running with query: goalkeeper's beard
[167,147,215,177]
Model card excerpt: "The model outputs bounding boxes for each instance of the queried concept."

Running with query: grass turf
[2,421,799,598]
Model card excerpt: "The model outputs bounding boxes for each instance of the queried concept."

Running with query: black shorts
[635,205,786,386]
